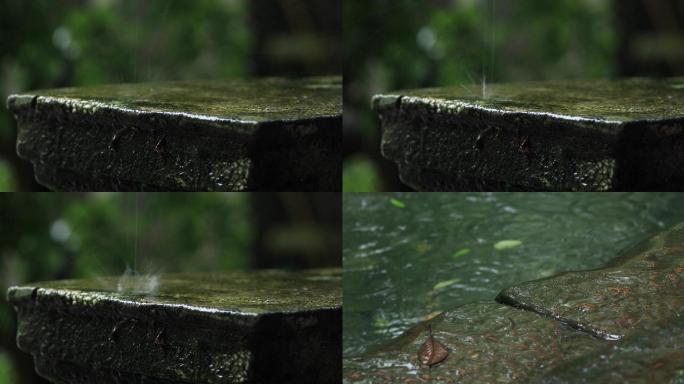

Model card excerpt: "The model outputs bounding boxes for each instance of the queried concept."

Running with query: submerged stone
[497,222,684,340]
[344,302,605,383]
[372,78,684,191]
[528,311,684,384]
[8,76,341,191]
[7,269,341,384]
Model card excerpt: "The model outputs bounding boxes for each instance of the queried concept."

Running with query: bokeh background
[0,0,342,191]
[0,192,341,383]
[344,0,684,191]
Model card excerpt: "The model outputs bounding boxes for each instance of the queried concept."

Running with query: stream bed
[343,192,684,358]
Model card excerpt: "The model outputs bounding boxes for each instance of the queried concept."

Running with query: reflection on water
[343,193,684,357]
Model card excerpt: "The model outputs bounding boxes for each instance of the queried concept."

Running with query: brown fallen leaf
[417,324,449,369]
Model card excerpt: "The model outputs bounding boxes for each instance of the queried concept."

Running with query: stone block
[7,269,341,383]
[373,78,684,191]
[8,77,341,191]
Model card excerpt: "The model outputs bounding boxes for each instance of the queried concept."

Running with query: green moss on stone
[9,269,341,316]
[373,77,684,124]
[9,76,341,125]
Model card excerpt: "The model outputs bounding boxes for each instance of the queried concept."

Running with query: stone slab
[8,76,341,191]
[344,302,606,383]
[372,78,684,191]
[7,269,341,384]
[497,222,684,341]
[528,311,684,384]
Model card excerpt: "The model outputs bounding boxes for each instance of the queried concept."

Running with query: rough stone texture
[497,222,684,340]
[8,269,341,384]
[526,311,684,384]
[372,77,684,191]
[345,223,684,383]
[344,303,605,383]
[7,76,341,191]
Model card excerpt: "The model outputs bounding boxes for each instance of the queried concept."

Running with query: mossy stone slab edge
[372,77,684,124]
[29,164,339,192]
[497,222,684,341]
[9,269,341,383]
[374,78,684,191]
[14,103,341,191]
[8,269,342,316]
[14,295,340,383]
[8,76,342,126]
[377,103,625,191]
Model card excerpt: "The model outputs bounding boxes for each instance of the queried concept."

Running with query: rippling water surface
[343,193,684,357]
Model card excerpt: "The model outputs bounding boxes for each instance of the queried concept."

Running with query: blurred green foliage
[0,162,13,192]
[0,193,252,284]
[0,193,253,383]
[0,192,340,383]
[0,352,14,384]
[0,0,251,191]
[344,0,617,191]
[343,155,381,192]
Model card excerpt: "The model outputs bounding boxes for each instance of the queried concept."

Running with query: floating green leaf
[390,198,406,208]
[452,248,471,259]
[494,240,523,250]
[372,314,390,328]
[432,278,460,291]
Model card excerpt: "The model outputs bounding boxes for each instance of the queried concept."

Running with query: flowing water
[343,192,684,358]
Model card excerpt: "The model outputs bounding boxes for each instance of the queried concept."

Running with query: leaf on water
[493,239,523,250]
[371,314,390,329]
[422,311,443,321]
[389,198,406,208]
[432,278,459,291]
[418,325,449,368]
[452,248,471,259]
[415,241,433,254]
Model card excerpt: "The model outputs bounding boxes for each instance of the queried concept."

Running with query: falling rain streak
[116,193,160,295]
[482,0,496,99]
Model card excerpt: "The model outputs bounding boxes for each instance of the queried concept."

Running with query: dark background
[343,0,684,191]
[0,192,341,383]
[0,0,342,191]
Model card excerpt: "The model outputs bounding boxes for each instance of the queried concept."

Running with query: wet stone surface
[344,303,605,384]
[8,269,341,384]
[346,223,684,383]
[372,77,684,191]
[7,76,341,191]
[527,311,684,384]
[497,222,684,341]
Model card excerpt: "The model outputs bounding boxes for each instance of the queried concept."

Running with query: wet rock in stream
[526,311,684,384]
[497,222,684,340]
[346,223,684,383]
[344,302,605,383]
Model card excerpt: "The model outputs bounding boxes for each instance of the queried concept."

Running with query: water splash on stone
[116,265,160,295]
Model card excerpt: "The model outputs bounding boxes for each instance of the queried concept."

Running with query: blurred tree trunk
[616,0,684,76]
[248,0,342,76]
[250,193,340,269]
